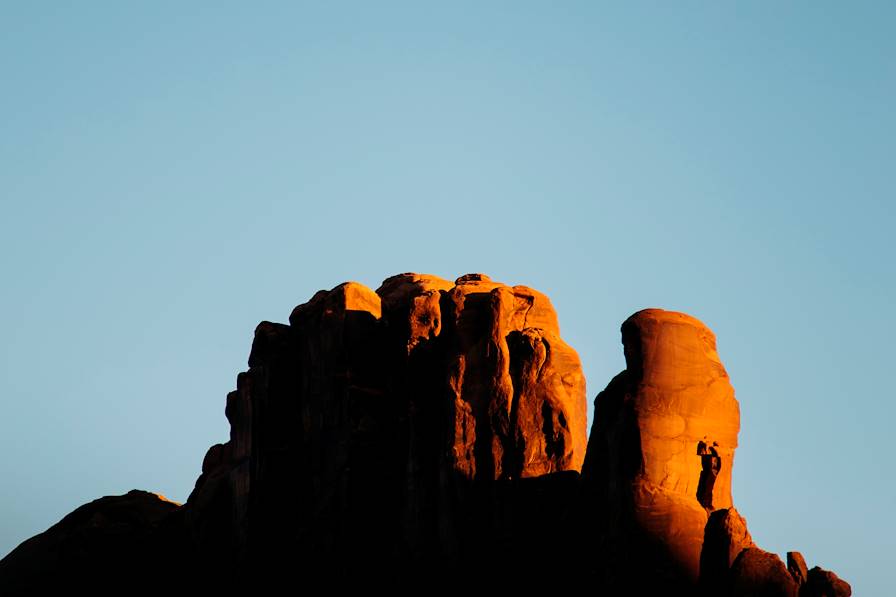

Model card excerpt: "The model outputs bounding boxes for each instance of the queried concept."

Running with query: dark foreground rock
[0,490,184,592]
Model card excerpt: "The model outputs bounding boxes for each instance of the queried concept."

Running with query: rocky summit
[0,273,850,595]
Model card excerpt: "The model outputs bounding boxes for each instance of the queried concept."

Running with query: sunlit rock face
[185,272,588,581]
[583,308,741,588]
[381,272,589,481]
[0,284,852,594]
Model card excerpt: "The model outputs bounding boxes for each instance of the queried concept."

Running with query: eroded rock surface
[583,309,740,586]
[181,272,588,582]
[802,566,852,597]
[582,308,850,596]
[730,548,799,597]
[700,507,755,592]
[788,551,810,586]
[0,281,850,594]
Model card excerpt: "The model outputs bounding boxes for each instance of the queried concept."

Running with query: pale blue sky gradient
[1,2,893,593]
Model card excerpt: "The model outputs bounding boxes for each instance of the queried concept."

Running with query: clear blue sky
[1,2,892,592]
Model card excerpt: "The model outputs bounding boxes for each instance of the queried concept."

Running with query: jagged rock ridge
[0,273,850,595]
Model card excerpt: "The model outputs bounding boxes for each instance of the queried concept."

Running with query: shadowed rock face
[802,567,852,597]
[183,272,589,582]
[730,548,800,597]
[0,491,183,592]
[0,278,850,594]
[700,508,755,592]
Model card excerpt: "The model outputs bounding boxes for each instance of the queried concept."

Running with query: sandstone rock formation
[730,548,800,597]
[788,551,810,586]
[0,490,182,592]
[583,309,741,589]
[581,308,850,596]
[802,567,853,597]
[180,272,589,583]
[0,275,851,595]
[700,507,756,592]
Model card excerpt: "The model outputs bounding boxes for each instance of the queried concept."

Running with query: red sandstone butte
[0,280,851,595]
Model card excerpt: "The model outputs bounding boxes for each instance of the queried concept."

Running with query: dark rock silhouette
[0,274,850,595]
[730,548,800,597]
[700,508,755,593]
[801,567,852,597]
[0,490,185,593]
